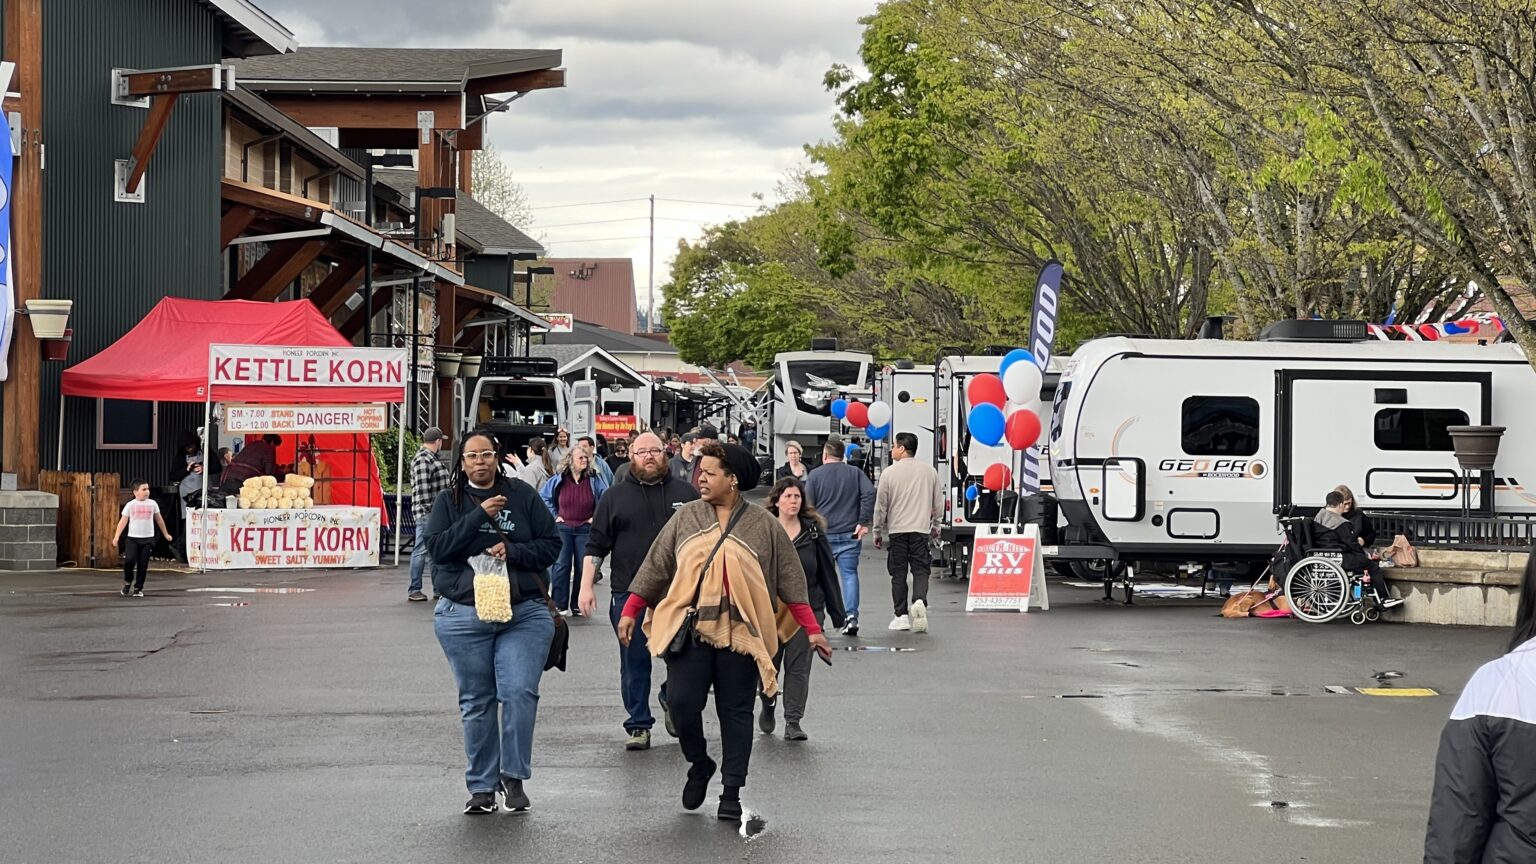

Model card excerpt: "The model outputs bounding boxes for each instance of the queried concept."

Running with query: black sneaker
[121,584,132,597]
[463,792,497,815]
[758,695,776,735]
[717,797,743,823]
[132,590,145,598]
[660,689,678,738]
[784,722,808,741]
[682,757,716,811]
[500,778,531,813]
[841,616,859,637]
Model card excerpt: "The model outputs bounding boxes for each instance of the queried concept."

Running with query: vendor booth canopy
[60,297,403,404]
[60,298,396,512]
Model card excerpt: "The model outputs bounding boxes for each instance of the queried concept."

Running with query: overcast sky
[255,0,873,325]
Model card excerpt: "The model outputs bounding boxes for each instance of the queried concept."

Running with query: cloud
[250,0,870,319]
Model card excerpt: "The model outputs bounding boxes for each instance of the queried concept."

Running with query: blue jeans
[434,596,554,793]
[409,536,433,594]
[609,591,661,732]
[552,523,590,611]
[827,532,863,620]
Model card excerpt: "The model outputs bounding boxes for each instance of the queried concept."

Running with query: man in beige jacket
[873,432,944,633]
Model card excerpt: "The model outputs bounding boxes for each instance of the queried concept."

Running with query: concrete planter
[434,352,462,378]
[458,355,482,378]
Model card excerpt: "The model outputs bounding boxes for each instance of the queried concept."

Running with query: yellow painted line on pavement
[1356,687,1438,697]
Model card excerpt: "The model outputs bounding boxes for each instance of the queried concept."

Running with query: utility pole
[647,194,655,333]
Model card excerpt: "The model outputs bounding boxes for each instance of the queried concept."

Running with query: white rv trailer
[872,363,936,472]
[1048,320,1536,575]
[768,342,876,467]
[934,354,1070,574]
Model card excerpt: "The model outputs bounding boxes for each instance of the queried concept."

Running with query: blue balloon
[830,398,849,420]
[965,484,980,501]
[844,443,861,461]
[999,348,1033,378]
[968,403,1006,447]
[867,423,889,441]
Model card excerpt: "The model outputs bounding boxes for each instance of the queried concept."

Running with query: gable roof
[374,168,543,257]
[230,47,562,92]
[545,320,677,355]
[201,0,297,57]
[543,258,639,335]
[530,343,650,388]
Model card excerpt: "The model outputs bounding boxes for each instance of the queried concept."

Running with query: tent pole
[54,394,64,470]
[199,385,212,574]
[394,384,406,566]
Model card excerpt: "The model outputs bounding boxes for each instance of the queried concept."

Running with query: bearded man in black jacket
[578,431,700,751]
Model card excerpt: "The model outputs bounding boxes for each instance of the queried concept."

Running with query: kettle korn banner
[187,506,380,570]
[209,345,407,388]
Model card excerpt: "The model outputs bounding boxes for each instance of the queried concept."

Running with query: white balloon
[1002,361,1043,404]
[867,400,892,428]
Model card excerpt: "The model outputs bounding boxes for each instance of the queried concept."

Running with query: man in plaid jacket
[408,428,451,602]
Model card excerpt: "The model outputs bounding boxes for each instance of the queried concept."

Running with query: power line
[655,197,761,208]
[528,197,648,211]
[538,215,711,229]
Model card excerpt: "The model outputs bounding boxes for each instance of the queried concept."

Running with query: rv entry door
[1101,457,1145,521]
[1278,371,1488,512]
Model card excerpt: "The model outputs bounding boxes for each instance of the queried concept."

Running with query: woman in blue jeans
[423,429,561,815]
[540,446,608,616]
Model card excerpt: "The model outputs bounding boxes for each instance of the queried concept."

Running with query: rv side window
[1181,396,1260,456]
[1374,408,1467,451]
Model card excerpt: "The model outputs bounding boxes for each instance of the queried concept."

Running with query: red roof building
[544,258,639,335]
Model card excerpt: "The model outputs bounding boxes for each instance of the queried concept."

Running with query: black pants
[665,639,758,788]
[1361,559,1394,600]
[122,537,155,591]
[887,532,931,616]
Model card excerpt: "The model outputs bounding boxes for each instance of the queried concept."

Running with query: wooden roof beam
[308,256,370,317]
[220,205,259,247]
[466,68,565,97]
[119,65,234,195]
[229,237,327,301]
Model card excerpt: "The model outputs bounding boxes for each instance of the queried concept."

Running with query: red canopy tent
[61,298,395,510]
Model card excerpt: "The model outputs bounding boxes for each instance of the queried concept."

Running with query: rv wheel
[1070,559,1124,583]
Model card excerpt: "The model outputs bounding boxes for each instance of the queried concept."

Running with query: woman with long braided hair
[421,428,561,815]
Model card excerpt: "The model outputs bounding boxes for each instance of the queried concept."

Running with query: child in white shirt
[113,479,172,597]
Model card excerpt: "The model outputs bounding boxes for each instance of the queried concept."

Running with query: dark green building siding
[38,0,224,480]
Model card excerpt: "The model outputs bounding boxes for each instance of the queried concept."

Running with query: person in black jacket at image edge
[1424,552,1536,863]
[577,431,699,752]
[422,428,561,816]
[759,475,846,741]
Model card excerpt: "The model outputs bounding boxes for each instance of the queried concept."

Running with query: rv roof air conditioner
[809,337,839,351]
[1258,319,1369,343]
[894,359,916,370]
[1197,316,1234,340]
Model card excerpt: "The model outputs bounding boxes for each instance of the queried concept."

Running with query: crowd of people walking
[411,422,940,820]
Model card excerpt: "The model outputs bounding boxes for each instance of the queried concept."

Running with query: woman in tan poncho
[619,441,831,823]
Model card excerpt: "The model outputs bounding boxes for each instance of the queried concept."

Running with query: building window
[96,399,159,450]
[1374,408,1468,451]
[1181,396,1260,456]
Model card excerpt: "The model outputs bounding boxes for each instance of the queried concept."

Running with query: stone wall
[0,491,59,571]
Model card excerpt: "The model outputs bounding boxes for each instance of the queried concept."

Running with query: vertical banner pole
[199,379,212,574]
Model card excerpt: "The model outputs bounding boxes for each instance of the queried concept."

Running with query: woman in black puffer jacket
[759,476,846,741]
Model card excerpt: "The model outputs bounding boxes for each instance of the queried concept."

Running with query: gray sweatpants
[776,612,823,723]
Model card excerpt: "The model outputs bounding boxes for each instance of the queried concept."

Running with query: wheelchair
[1276,517,1388,625]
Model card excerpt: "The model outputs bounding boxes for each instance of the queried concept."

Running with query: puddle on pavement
[740,810,768,840]
[841,646,916,653]
[186,587,315,594]
[189,709,229,714]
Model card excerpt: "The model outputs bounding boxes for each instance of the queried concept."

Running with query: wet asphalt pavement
[0,552,1504,864]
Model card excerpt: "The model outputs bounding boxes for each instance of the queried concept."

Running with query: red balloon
[966,373,1007,409]
[983,462,1013,492]
[1005,410,1043,450]
[844,401,870,427]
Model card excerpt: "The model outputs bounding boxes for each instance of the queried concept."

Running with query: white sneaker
[1380,597,1405,609]
[910,599,928,633]
[888,615,911,631]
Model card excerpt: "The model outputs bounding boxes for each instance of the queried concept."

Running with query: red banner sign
[596,414,638,437]
[966,525,1046,612]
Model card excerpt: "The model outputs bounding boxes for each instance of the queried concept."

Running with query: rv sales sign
[209,345,407,388]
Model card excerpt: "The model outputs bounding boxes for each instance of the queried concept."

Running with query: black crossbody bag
[665,506,747,658]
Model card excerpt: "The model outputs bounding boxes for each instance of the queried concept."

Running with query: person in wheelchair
[1313,490,1404,609]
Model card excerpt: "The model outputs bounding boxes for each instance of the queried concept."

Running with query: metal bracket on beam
[113,159,145,204]
[110,68,150,108]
